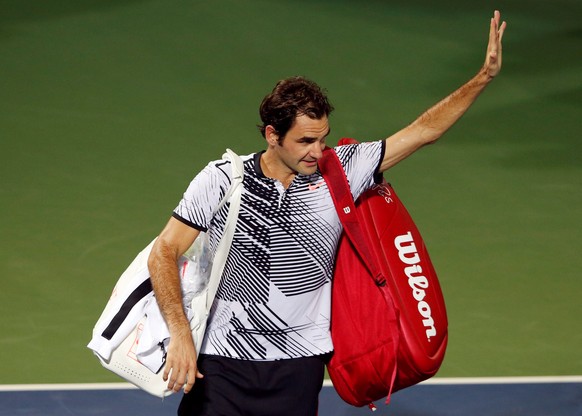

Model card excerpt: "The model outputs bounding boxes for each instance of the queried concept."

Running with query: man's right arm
[378,10,506,173]
[147,217,203,394]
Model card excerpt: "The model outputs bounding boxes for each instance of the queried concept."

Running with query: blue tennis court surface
[2,378,581,415]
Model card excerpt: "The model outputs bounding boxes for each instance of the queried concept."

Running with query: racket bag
[319,138,448,408]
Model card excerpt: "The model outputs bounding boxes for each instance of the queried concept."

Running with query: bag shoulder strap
[204,148,244,307]
[318,147,386,286]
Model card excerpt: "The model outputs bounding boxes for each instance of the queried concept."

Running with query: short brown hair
[258,76,334,140]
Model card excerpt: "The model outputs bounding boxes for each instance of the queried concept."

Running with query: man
[147,11,506,416]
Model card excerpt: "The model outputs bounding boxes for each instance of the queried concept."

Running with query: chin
[301,168,318,176]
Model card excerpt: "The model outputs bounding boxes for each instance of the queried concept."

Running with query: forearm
[379,11,506,173]
[148,219,201,392]
[148,239,191,337]
[380,68,493,172]
[410,67,493,144]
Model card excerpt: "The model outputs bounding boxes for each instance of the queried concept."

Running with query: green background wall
[1,0,580,383]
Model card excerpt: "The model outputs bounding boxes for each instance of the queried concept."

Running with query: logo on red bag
[394,232,437,341]
[372,183,394,204]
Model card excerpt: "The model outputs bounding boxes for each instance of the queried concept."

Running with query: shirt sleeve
[172,159,232,232]
[334,140,385,201]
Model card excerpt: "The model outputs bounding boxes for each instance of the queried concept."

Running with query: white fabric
[87,149,244,397]
[86,239,156,362]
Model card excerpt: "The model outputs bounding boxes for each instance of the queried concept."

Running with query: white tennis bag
[88,149,244,398]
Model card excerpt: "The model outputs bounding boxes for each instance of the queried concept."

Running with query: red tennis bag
[319,138,448,408]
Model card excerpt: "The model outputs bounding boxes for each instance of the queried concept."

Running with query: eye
[299,137,317,145]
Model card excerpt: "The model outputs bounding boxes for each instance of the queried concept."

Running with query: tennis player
[148,10,506,416]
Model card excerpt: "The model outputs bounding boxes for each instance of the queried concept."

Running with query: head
[258,76,334,143]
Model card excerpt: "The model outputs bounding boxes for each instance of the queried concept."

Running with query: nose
[310,141,325,160]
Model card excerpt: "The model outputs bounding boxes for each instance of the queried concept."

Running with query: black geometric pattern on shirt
[224,304,314,359]
[245,303,313,357]
[205,304,265,359]
[335,143,381,198]
[209,145,379,304]
[226,313,267,359]
[269,176,337,297]
[214,174,277,304]
[178,162,231,229]
[214,167,339,302]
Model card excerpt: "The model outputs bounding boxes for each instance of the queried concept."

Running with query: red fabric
[321,139,448,407]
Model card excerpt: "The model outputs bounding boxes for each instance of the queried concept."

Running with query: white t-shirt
[173,141,385,360]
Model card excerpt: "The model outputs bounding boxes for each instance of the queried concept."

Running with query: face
[267,114,330,176]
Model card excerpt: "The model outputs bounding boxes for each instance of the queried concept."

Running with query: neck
[260,151,295,189]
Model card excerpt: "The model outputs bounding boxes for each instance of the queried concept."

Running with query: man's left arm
[379,10,507,173]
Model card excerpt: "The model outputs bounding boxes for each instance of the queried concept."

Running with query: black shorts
[177,354,328,416]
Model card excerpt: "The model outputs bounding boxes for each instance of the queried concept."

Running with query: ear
[265,125,279,146]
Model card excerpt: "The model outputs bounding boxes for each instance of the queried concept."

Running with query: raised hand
[484,10,507,78]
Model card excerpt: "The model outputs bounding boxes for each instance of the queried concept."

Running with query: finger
[488,19,498,59]
[498,21,507,42]
[174,370,188,392]
[167,367,185,392]
[172,380,184,393]
[489,16,495,38]
[165,367,176,390]
[496,21,506,67]
[183,382,193,394]
[163,364,171,382]
[183,373,204,395]
[488,17,497,51]
[183,370,196,394]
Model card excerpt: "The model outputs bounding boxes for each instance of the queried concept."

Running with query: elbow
[415,130,441,148]
[423,135,440,146]
[418,120,446,146]
[147,237,176,278]
[147,241,161,279]
[413,110,446,146]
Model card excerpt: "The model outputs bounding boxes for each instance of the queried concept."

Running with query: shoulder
[199,152,255,184]
[334,140,385,169]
